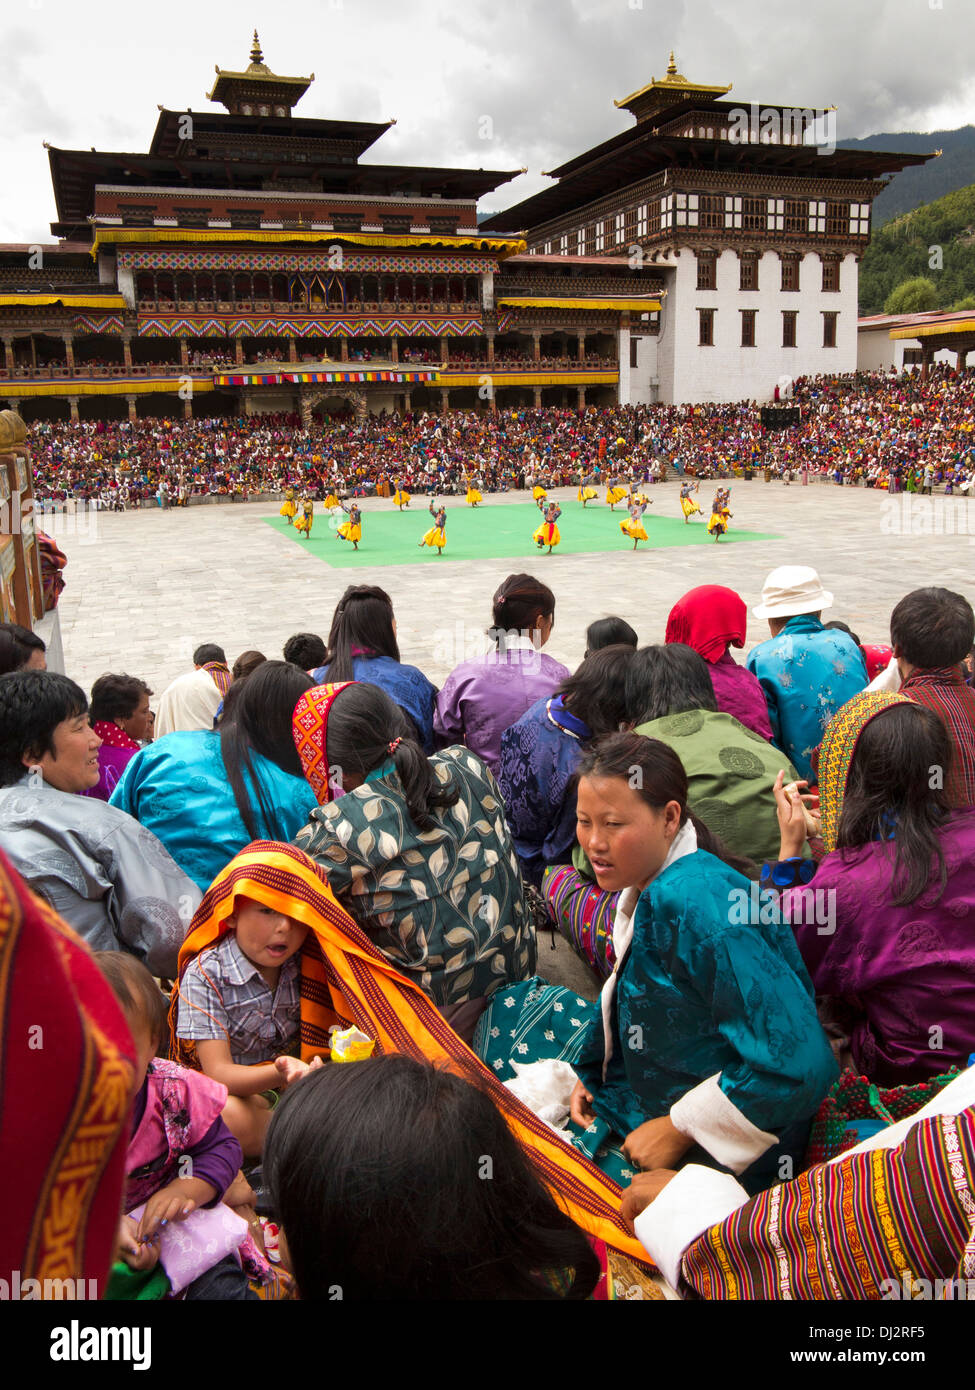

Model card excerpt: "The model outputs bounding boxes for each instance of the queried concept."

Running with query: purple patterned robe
[434,643,570,775]
[709,650,775,742]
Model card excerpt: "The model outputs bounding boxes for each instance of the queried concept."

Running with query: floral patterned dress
[293,747,535,1009]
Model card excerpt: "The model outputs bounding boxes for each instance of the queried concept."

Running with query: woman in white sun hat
[746,566,868,783]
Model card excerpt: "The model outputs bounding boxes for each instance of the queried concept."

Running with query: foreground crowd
[1,563,975,1303]
[25,364,975,510]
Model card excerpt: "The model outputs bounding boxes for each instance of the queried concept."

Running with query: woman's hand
[136,1177,216,1243]
[772,770,812,858]
[274,1054,324,1088]
[620,1171,680,1235]
[622,1115,693,1172]
[569,1078,596,1128]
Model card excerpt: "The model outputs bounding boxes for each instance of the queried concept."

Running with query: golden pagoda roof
[206,31,314,101]
[615,52,732,112]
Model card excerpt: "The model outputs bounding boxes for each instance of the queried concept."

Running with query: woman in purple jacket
[434,574,569,775]
[665,584,774,741]
[83,673,153,802]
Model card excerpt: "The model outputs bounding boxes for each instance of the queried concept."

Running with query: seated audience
[768,691,975,1083]
[83,673,153,801]
[628,644,801,866]
[311,585,438,750]
[0,672,197,974]
[96,952,266,1300]
[0,622,46,675]
[154,668,224,737]
[231,650,267,681]
[434,574,569,773]
[292,680,534,1036]
[283,632,327,671]
[585,616,638,656]
[665,585,773,740]
[479,734,836,1192]
[747,566,867,781]
[265,1054,607,1300]
[497,645,635,888]
[890,586,975,806]
[111,661,318,893]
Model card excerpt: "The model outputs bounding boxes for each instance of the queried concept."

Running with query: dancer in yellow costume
[679,481,702,522]
[323,486,340,509]
[465,474,483,506]
[392,478,411,509]
[577,472,598,506]
[279,485,296,524]
[707,487,732,541]
[533,499,562,554]
[620,497,650,550]
[294,497,315,538]
[336,500,362,551]
[419,499,447,555]
[605,477,628,509]
[532,483,547,502]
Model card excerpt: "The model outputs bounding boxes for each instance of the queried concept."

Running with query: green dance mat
[263,501,779,568]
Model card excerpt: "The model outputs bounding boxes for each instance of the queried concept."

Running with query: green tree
[950,295,975,310]
[884,277,939,313]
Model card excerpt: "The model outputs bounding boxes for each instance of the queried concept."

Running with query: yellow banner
[91,228,525,259]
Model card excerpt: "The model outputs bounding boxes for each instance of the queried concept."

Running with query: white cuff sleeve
[669,1073,778,1174]
[633,1164,750,1292]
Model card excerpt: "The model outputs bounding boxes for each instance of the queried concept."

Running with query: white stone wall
[658,249,859,404]
[857,329,954,372]
[624,333,659,404]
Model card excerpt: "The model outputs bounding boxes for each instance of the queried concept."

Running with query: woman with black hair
[626,643,801,865]
[111,661,318,892]
[292,680,534,1037]
[0,621,46,676]
[264,1054,606,1300]
[769,691,975,1083]
[496,644,635,887]
[84,672,153,801]
[434,573,569,774]
[585,616,637,657]
[478,731,835,1193]
[0,671,197,974]
[311,584,438,751]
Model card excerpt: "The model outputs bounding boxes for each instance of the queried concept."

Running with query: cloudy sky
[2,0,973,243]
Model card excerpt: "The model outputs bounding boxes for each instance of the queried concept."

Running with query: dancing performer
[533,498,562,555]
[336,500,362,551]
[532,481,547,503]
[680,480,702,523]
[605,476,628,510]
[619,496,650,550]
[279,484,297,525]
[323,484,340,509]
[419,499,447,556]
[392,479,411,510]
[577,471,598,506]
[707,487,733,541]
[465,474,483,507]
[294,496,315,538]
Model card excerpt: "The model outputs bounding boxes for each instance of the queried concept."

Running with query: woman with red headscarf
[665,585,774,742]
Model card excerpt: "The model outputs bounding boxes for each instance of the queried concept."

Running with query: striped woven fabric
[681,1107,975,1299]
[817,691,909,851]
[170,841,651,1265]
[543,865,617,979]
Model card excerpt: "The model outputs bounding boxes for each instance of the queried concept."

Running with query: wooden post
[69,396,80,423]
[122,334,133,371]
[235,337,244,366]
[127,394,137,423]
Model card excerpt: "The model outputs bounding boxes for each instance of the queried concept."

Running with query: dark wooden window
[784,199,806,233]
[742,197,766,233]
[647,201,661,236]
[781,255,800,292]
[823,311,838,348]
[826,202,847,237]
[739,253,759,291]
[822,258,840,293]
[697,253,717,290]
[782,310,798,348]
[699,195,724,230]
[699,307,715,346]
[741,309,756,347]
[630,337,639,368]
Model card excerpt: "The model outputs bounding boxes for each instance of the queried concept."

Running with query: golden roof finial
[251,29,263,65]
[667,51,677,76]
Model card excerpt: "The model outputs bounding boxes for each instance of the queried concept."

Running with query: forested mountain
[839,127,975,227]
[858,182,975,315]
